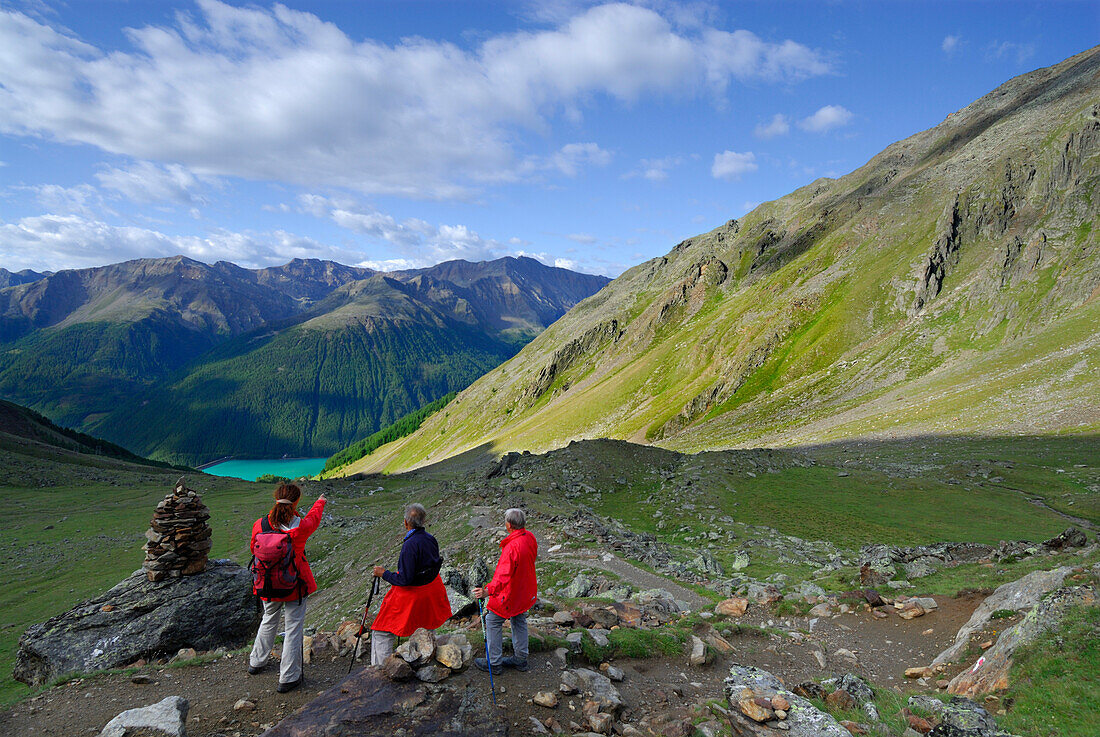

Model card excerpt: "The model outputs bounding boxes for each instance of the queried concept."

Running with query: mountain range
[0,255,608,464]
[347,46,1100,475]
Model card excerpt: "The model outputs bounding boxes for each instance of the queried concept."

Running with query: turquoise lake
[202,458,328,481]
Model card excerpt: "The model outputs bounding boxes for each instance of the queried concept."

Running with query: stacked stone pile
[142,480,212,581]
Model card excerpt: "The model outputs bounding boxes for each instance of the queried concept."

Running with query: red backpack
[250,517,303,602]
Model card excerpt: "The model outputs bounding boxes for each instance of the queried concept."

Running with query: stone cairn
[142,479,213,582]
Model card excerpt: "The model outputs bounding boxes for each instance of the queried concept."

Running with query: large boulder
[932,567,1072,665]
[261,665,506,736]
[14,560,257,685]
[725,664,849,736]
[948,586,1097,697]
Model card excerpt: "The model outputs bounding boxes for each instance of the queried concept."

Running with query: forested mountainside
[0,256,608,464]
[349,46,1100,474]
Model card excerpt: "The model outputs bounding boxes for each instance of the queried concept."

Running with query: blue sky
[0,1,1094,276]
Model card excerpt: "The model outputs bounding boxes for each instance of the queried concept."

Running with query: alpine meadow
[0,4,1097,737]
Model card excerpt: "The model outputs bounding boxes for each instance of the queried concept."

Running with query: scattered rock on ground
[99,696,188,737]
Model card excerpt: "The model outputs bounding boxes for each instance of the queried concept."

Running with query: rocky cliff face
[357,46,1100,473]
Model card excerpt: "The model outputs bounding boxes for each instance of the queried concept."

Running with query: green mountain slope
[350,46,1100,474]
[0,256,607,462]
[83,261,607,464]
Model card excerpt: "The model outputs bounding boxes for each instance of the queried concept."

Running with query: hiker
[472,507,538,674]
[369,503,452,665]
[248,483,326,693]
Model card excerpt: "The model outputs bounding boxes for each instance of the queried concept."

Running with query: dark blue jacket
[383,527,442,587]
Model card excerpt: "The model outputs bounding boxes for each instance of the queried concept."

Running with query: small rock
[826,689,857,711]
[99,696,188,737]
[533,691,559,708]
[382,654,415,681]
[395,628,435,666]
[904,667,932,679]
[714,598,749,617]
[771,694,790,711]
[588,712,613,734]
[130,674,154,685]
[689,636,708,666]
[435,642,464,670]
[737,689,773,722]
[233,699,255,712]
[415,664,450,683]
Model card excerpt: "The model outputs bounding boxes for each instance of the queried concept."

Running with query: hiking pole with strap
[348,575,381,674]
[477,598,498,706]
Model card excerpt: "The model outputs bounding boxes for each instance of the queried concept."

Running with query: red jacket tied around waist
[250,498,325,601]
[485,528,538,619]
[371,528,452,637]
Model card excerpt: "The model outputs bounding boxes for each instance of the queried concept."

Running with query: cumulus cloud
[941,35,959,54]
[0,2,830,199]
[754,113,790,139]
[96,161,212,205]
[711,150,757,180]
[0,213,349,271]
[297,193,504,264]
[798,105,853,133]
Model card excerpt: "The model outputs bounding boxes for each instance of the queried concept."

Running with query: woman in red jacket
[247,483,326,693]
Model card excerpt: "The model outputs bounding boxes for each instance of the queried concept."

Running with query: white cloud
[524,142,613,177]
[711,150,757,180]
[798,105,853,133]
[624,155,682,181]
[0,213,353,271]
[297,193,504,264]
[554,257,578,269]
[986,40,1035,65]
[941,35,959,54]
[741,200,761,213]
[754,113,790,139]
[565,233,598,244]
[96,161,211,205]
[0,2,830,199]
[25,183,101,216]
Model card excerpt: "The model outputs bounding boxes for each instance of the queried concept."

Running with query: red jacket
[485,528,538,619]
[251,498,326,602]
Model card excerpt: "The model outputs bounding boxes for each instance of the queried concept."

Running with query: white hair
[505,508,526,529]
[405,503,427,529]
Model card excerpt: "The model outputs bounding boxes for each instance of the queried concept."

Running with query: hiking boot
[247,663,266,675]
[473,657,502,675]
[276,676,303,693]
[501,656,529,672]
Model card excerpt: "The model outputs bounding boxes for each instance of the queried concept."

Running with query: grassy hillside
[346,47,1100,475]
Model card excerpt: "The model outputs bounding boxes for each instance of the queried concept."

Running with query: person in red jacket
[472,508,538,674]
[247,483,326,693]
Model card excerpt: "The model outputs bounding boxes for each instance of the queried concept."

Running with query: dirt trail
[557,552,711,609]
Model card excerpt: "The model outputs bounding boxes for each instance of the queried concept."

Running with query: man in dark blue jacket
[368,503,451,665]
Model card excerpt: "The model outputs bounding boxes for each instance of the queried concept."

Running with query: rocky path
[557,552,711,609]
[989,482,1098,531]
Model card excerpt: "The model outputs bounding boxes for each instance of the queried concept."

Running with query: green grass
[1001,604,1100,737]
[908,547,1100,597]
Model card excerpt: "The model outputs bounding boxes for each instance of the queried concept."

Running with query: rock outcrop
[947,585,1097,697]
[932,567,1072,666]
[260,665,506,736]
[13,560,257,685]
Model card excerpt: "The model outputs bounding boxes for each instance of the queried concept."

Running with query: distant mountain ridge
[349,46,1100,474]
[0,255,609,464]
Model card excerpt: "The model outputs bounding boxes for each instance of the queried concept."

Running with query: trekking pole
[477,598,498,706]
[348,575,381,674]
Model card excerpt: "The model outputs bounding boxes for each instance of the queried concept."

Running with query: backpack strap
[260,515,273,534]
